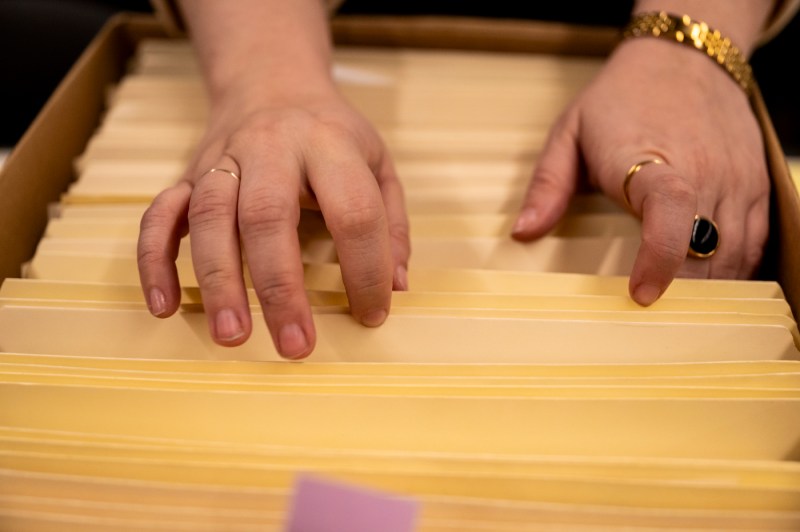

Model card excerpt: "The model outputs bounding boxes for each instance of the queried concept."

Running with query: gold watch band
[623,11,755,97]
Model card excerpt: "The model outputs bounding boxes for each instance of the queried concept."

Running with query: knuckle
[652,175,695,206]
[137,240,169,270]
[230,110,314,149]
[188,186,235,231]
[139,205,165,237]
[308,119,349,146]
[329,200,385,241]
[530,167,566,195]
[639,235,686,267]
[138,194,184,269]
[230,125,278,151]
[351,271,392,300]
[254,272,300,309]
[195,263,238,293]
[238,194,298,237]
[389,221,410,250]
[140,189,179,234]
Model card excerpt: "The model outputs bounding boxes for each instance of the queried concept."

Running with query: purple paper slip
[285,473,419,532]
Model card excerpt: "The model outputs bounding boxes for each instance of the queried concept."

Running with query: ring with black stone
[688,215,719,258]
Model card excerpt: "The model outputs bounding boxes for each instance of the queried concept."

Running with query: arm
[181,0,336,104]
[513,0,777,304]
[137,0,410,358]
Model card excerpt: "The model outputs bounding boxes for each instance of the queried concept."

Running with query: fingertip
[147,287,170,317]
[360,308,388,328]
[278,322,314,360]
[511,208,539,240]
[630,282,662,307]
[142,272,181,319]
[213,308,250,346]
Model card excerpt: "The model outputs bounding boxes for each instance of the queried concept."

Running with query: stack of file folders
[0,38,799,531]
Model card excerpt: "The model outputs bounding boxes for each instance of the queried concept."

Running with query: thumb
[512,108,581,241]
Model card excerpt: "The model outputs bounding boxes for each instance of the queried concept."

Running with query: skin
[513,0,774,304]
[138,0,409,359]
[137,0,776,358]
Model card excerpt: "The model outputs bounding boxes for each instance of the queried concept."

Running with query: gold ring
[622,158,663,211]
[203,168,240,181]
[688,215,720,258]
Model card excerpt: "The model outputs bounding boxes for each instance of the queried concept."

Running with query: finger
[187,158,252,346]
[237,150,315,360]
[138,180,192,318]
[740,194,769,278]
[375,151,411,291]
[674,202,713,281]
[707,198,743,280]
[308,141,393,327]
[512,108,580,241]
[626,162,697,306]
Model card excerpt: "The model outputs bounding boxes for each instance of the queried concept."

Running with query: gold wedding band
[203,168,240,181]
[622,158,663,211]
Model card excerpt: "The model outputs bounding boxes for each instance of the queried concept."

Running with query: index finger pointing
[625,163,697,306]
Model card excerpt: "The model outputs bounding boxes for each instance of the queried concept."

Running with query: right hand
[137,87,410,359]
[511,37,768,305]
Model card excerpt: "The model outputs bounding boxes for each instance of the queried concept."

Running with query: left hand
[512,37,770,305]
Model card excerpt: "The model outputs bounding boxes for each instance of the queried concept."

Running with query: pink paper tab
[285,473,419,532]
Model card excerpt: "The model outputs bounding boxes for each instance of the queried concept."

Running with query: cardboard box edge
[0,13,166,282]
[1,14,797,320]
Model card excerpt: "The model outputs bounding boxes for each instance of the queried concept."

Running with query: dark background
[1,0,797,155]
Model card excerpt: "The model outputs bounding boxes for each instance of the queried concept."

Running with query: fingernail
[633,283,661,306]
[512,208,537,235]
[215,309,245,342]
[361,309,388,327]
[279,323,310,359]
[394,265,409,291]
[148,287,167,316]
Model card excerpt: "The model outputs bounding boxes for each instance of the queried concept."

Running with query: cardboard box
[1,16,799,527]
[0,14,167,283]
[1,12,799,315]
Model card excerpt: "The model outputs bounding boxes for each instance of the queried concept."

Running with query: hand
[512,37,769,305]
[137,88,410,359]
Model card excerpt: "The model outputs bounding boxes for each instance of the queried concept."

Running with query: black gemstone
[690,217,719,256]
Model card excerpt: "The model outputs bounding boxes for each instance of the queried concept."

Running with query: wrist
[632,0,775,56]
[207,68,340,111]
[621,11,756,96]
[180,0,338,108]
[609,37,748,102]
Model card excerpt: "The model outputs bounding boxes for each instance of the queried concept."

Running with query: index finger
[625,162,697,305]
